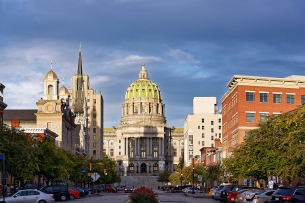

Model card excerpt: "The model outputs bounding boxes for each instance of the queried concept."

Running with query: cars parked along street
[271,186,305,203]
[0,189,55,203]
[40,185,70,201]
[252,190,274,203]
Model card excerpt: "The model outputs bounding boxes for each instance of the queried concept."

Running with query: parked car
[271,186,305,203]
[117,186,125,191]
[227,189,249,203]
[0,189,55,203]
[214,185,225,200]
[170,186,181,193]
[91,184,106,194]
[40,185,70,201]
[252,190,275,203]
[70,186,86,197]
[102,184,114,193]
[185,187,201,193]
[219,185,235,202]
[244,189,266,202]
[112,186,118,193]
[69,188,80,200]
[235,190,249,203]
[124,186,134,193]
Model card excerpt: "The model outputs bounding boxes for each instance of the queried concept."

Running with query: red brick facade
[221,75,305,157]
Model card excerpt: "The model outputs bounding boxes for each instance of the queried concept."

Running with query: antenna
[51,61,53,70]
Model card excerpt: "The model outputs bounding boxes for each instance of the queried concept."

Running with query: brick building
[221,75,305,158]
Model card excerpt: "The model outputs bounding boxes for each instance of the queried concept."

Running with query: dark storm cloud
[1,0,305,127]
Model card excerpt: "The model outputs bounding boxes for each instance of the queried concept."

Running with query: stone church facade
[103,61,184,185]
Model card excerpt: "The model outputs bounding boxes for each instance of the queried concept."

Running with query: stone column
[147,137,149,155]
[138,138,140,155]
[158,138,162,156]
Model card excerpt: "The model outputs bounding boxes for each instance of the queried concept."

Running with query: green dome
[125,79,161,99]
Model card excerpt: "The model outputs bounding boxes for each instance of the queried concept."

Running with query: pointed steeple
[77,42,83,75]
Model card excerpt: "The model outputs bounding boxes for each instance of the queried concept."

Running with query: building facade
[184,97,222,166]
[221,75,305,158]
[67,45,104,159]
[0,83,7,124]
[103,61,183,179]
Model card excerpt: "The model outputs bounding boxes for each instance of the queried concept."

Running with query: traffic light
[104,169,107,175]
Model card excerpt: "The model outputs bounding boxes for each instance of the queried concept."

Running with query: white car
[185,187,201,193]
[0,189,55,203]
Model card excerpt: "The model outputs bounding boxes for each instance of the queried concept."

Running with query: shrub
[129,186,158,203]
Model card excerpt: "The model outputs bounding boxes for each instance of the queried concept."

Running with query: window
[93,128,96,133]
[93,150,96,155]
[202,126,204,130]
[110,149,114,157]
[302,95,305,104]
[93,142,96,148]
[211,136,214,140]
[246,92,255,102]
[93,135,96,140]
[287,94,295,104]
[211,144,214,147]
[119,152,121,155]
[260,93,268,102]
[94,99,96,104]
[218,118,221,123]
[93,121,96,126]
[181,148,184,156]
[103,149,106,154]
[273,113,280,118]
[219,133,221,138]
[202,118,204,123]
[153,147,158,158]
[202,133,204,138]
[153,163,158,172]
[273,94,282,103]
[211,128,214,133]
[48,85,54,94]
[198,126,200,129]
[93,113,96,118]
[246,113,255,122]
[119,146,121,149]
[129,163,134,172]
[260,113,268,121]
[130,147,134,158]
[141,147,146,158]
[174,148,177,156]
[218,126,221,130]
[211,121,214,125]
[202,141,205,146]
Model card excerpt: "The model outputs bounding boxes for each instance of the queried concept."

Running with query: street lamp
[180,173,183,193]
[192,158,195,194]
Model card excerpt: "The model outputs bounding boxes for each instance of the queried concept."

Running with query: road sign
[88,172,93,177]
[0,155,2,160]
[198,175,202,182]
[80,170,88,173]
[91,172,100,181]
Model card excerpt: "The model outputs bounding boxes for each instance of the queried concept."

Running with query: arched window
[129,163,134,172]
[153,163,158,172]
[48,85,54,94]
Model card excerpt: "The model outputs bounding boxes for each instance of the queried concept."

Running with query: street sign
[80,170,88,173]
[88,173,93,177]
[0,155,2,160]
[91,172,100,182]
[198,175,202,182]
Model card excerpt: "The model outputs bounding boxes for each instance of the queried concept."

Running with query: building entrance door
[141,163,147,173]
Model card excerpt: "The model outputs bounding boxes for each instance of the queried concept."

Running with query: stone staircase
[119,176,162,189]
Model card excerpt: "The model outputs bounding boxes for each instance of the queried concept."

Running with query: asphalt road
[70,190,215,203]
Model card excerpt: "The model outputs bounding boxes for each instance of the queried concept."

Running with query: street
[70,190,214,203]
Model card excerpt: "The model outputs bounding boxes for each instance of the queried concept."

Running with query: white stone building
[184,97,222,166]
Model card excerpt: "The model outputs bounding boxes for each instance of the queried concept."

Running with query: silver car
[252,190,274,203]
[0,189,55,203]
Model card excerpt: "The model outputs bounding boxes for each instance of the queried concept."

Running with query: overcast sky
[1,0,305,127]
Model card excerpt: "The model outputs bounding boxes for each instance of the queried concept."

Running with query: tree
[157,170,172,183]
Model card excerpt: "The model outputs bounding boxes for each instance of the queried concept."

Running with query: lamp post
[136,163,139,173]
[180,173,183,193]
[192,158,195,194]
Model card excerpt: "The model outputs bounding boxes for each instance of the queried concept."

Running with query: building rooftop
[3,109,37,120]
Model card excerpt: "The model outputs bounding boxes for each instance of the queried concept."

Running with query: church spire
[77,42,83,75]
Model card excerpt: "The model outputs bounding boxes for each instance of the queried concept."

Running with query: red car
[124,186,134,193]
[69,189,80,200]
[103,184,114,193]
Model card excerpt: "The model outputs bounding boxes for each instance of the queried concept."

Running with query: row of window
[246,112,280,122]
[246,92,298,104]
[201,119,221,124]
[198,126,221,131]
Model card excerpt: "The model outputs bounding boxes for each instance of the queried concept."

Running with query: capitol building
[104,61,184,186]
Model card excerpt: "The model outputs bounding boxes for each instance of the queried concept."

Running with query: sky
[1,0,305,128]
